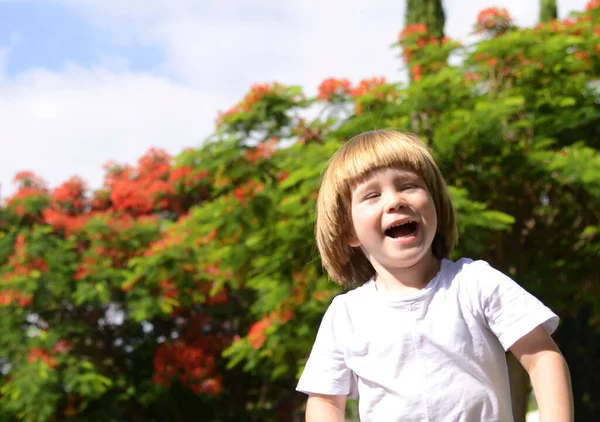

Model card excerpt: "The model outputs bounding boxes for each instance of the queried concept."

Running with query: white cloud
[0,0,591,197]
[0,62,228,195]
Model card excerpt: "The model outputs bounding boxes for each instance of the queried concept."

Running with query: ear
[347,232,361,248]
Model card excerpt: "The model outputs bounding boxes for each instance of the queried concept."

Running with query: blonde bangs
[329,131,437,196]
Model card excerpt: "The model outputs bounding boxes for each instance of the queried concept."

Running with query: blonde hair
[315,129,457,285]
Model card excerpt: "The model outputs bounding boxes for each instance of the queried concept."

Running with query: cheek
[418,194,437,225]
[353,206,379,226]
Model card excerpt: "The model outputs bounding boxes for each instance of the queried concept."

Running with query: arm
[510,325,574,422]
[306,393,346,422]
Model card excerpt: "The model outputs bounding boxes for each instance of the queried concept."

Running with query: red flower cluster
[217,83,286,126]
[537,18,576,33]
[248,317,272,349]
[1,234,48,306]
[144,231,185,258]
[6,171,49,216]
[586,0,600,11]
[476,7,512,34]
[398,23,450,65]
[168,166,210,189]
[106,148,173,215]
[0,290,32,307]
[74,215,149,281]
[247,307,295,350]
[51,177,87,212]
[52,339,73,354]
[40,176,89,235]
[242,83,283,110]
[26,341,71,370]
[28,348,58,368]
[42,209,88,236]
[317,78,352,101]
[348,77,389,114]
[291,119,324,145]
[152,334,223,396]
[7,234,48,274]
[246,272,311,350]
[244,137,277,164]
[160,279,178,300]
[474,53,499,68]
[350,77,387,97]
[74,255,104,280]
[232,180,265,207]
[90,190,111,211]
[399,23,427,40]
[6,147,190,237]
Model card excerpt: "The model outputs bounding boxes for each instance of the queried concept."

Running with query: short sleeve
[470,260,559,351]
[296,296,357,398]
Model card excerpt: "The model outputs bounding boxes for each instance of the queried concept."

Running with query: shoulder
[329,280,376,311]
[435,257,488,291]
[321,281,377,327]
[439,257,507,287]
[441,257,494,277]
[436,257,518,307]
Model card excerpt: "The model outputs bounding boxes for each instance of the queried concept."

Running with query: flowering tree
[1,3,600,421]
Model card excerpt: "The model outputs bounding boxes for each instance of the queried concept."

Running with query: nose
[386,192,406,212]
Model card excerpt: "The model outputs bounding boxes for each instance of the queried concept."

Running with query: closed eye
[363,192,380,201]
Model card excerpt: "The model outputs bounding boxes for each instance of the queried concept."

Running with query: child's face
[348,167,438,273]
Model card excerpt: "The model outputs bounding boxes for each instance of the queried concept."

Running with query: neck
[373,252,441,297]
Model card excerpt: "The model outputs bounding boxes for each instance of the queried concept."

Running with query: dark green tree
[405,0,446,39]
[540,0,558,22]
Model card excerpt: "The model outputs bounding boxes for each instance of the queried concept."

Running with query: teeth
[388,221,412,229]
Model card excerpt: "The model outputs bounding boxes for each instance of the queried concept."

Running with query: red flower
[6,171,49,211]
[350,77,387,97]
[248,317,273,349]
[152,333,223,396]
[27,348,58,369]
[0,291,14,306]
[317,78,352,101]
[399,23,428,41]
[476,7,512,34]
[244,138,277,164]
[411,65,422,82]
[216,82,287,126]
[51,177,87,212]
[52,339,73,354]
[586,0,600,11]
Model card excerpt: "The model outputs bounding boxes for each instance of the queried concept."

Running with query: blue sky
[0,1,164,75]
[0,0,590,197]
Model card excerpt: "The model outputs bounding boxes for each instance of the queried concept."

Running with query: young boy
[297,130,573,421]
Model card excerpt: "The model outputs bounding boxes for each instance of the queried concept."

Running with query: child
[297,130,573,421]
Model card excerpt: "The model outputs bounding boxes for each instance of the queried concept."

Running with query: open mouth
[384,221,418,239]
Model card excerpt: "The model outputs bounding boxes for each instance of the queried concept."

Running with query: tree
[1,2,599,421]
[405,0,446,39]
[404,0,446,82]
[540,0,558,22]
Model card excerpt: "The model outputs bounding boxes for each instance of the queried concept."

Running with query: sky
[0,0,590,197]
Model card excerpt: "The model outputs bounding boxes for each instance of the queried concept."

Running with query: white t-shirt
[296,258,559,422]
